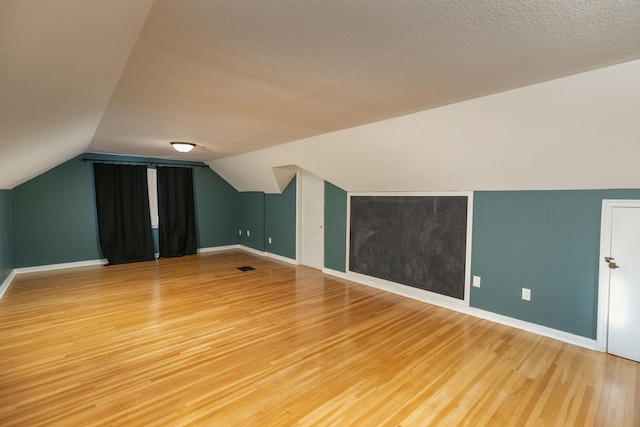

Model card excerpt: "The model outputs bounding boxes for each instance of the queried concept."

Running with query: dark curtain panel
[157,167,197,258]
[93,164,155,265]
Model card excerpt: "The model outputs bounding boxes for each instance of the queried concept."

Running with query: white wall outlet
[472,275,481,288]
[522,288,531,301]
[238,229,242,236]
[247,230,250,237]
[268,237,272,244]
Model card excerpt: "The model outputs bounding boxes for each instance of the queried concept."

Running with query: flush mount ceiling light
[170,142,196,153]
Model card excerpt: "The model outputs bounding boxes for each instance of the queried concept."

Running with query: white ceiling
[212,58,640,193]
[0,0,154,189]
[1,0,640,190]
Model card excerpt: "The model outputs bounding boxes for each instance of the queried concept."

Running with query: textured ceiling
[1,0,640,189]
[0,0,154,188]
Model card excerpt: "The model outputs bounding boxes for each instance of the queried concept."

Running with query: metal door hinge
[605,256,620,269]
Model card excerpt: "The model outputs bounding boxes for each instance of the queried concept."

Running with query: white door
[604,205,640,361]
[300,171,324,270]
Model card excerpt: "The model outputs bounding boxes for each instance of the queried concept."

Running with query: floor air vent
[236,266,255,271]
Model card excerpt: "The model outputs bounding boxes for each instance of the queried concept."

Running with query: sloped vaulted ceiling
[1,0,640,191]
[0,0,154,189]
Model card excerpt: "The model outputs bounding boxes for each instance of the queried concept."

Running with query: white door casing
[300,170,324,270]
[597,200,640,361]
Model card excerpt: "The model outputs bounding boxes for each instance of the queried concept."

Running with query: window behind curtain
[147,168,159,228]
[157,166,197,257]
[93,164,155,265]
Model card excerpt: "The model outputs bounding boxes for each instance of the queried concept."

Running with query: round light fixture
[170,142,196,153]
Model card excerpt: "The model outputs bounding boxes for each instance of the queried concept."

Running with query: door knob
[608,262,620,269]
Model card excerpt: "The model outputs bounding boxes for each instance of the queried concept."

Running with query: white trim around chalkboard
[346,191,474,306]
[347,269,468,308]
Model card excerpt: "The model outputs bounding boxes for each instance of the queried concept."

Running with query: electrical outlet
[238,229,242,236]
[268,237,272,244]
[522,288,531,301]
[472,275,481,288]
[247,230,250,237]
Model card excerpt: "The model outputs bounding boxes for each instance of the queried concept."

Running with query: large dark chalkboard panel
[349,196,468,299]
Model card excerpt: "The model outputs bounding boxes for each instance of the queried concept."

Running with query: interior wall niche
[349,194,469,300]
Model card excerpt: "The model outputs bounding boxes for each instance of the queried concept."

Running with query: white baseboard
[322,268,349,279]
[264,251,297,265]
[206,244,298,265]
[198,245,241,253]
[462,306,596,350]
[238,245,266,257]
[4,246,243,293]
[200,245,297,265]
[0,269,16,300]
[14,259,108,274]
[343,270,597,351]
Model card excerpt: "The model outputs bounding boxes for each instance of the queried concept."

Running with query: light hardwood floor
[0,251,638,426]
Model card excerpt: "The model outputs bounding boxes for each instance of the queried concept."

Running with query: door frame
[596,199,640,352]
[296,170,324,269]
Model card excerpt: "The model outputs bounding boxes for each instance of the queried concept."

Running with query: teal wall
[13,156,102,267]
[193,167,239,247]
[12,154,240,267]
[238,192,265,251]
[471,190,640,339]
[152,228,159,254]
[0,190,14,283]
[324,181,347,272]
[10,152,640,341]
[265,177,297,259]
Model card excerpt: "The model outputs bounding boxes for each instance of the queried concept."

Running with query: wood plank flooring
[0,250,638,426]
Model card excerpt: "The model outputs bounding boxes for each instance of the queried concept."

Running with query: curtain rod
[82,157,208,168]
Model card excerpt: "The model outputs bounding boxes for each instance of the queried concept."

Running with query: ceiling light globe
[170,142,196,153]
